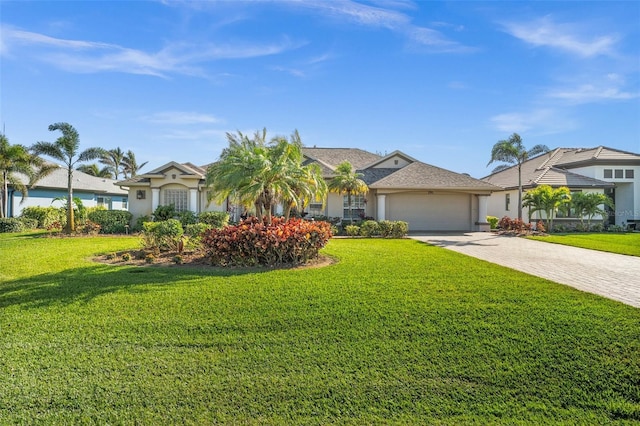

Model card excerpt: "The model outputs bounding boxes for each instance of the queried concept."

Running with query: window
[615,169,623,178]
[307,202,324,217]
[136,190,146,199]
[164,189,188,212]
[343,194,365,219]
[97,196,112,209]
[122,197,128,209]
[505,193,510,211]
[625,169,634,179]
[557,190,581,218]
[604,169,612,178]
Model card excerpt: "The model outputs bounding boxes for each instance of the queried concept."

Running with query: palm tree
[327,161,368,223]
[77,163,113,178]
[31,123,105,233]
[571,192,614,228]
[522,185,571,231]
[99,147,125,179]
[206,129,325,224]
[121,150,148,178]
[487,133,549,220]
[0,134,56,218]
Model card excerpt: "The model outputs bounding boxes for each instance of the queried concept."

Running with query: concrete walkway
[410,232,640,308]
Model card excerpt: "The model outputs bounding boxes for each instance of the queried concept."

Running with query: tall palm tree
[31,123,105,233]
[327,161,368,223]
[206,129,324,224]
[99,147,125,179]
[0,134,56,218]
[487,133,549,220]
[77,163,113,178]
[121,150,148,178]
[522,185,571,231]
[571,192,614,228]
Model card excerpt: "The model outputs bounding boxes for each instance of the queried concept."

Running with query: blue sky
[1,0,639,178]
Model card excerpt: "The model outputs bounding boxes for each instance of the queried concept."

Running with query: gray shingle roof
[370,162,500,191]
[482,146,634,189]
[302,148,382,170]
[17,165,127,195]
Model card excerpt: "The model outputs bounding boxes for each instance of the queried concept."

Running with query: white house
[7,165,128,217]
[482,146,640,228]
[116,148,501,232]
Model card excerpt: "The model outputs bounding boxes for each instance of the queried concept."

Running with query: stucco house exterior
[116,148,500,232]
[6,164,128,217]
[482,146,640,228]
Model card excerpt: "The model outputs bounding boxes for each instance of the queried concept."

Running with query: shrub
[184,223,211,251]
[591,223,604,232]
[87,210,133,234]
[145,253,156,264]
[360,220,380,237]
[78,220,101,235]
[574,223,590,233]
[0,218,24,233]
[21,206,65,229]
[345,225,361,236]
[122,252,132,261]
[198,211,230,229]
[178,210,198,228]
[536,220,546,233]
[141,219,184,252]
[378,220,394,238]
[19,218,39,230]
[607,225,625,233]
[486,216,499,230]
[133,215,151,232]
[173,255,184,264]
[153,204,177,221]
[202,217,332,267]
[105,252,117,260]
[498,216,531,233]
[391,221,409,238]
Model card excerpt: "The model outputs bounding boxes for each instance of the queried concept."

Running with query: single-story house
[116,148,501,232]
[482,146,640,227]
[6,164,128,217]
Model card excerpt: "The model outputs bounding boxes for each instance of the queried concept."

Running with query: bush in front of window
[345,225,361,236]
[87,210,133,234]
[359,220,380,237]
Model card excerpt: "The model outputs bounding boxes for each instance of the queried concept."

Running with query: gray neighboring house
[117,148,500,232]
[482,146,640,227]
[6,164,128,217]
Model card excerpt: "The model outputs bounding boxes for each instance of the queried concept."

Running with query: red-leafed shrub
[202,217,332,267]
[498,216,532,233]
[536,220,546,233]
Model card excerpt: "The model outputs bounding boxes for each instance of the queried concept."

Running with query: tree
[0,134,56,218]
[99,147,125,179]
[327,161,368,222]
[487,133,549,220]
[522,185,571,231]
[31,123,105,233]
[122,150,148,178]
[571,192,614,228]
[77,163,113,178]
[205,129,325,224]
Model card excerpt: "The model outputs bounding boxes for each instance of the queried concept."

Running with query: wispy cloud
[491,108,576,135]
[1,26,302,77]
[547,74,639,104]
[502,16,618,57]
[142,111,222,125]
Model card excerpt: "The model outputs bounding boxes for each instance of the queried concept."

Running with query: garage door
[386,193,471,231]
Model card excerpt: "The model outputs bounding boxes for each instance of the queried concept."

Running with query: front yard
[1,233,638,424]
[528,232,640,257]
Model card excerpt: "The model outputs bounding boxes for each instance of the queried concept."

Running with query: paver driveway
[410,232,640,308]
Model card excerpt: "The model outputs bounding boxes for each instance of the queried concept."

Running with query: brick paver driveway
[410,232,640,308]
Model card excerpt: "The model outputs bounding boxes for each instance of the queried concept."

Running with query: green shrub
[198,211,230,229]
[345,225,361,236]
[359,220,380,237]
[18,217,39,230]
[0,218,24,233]
[122,252,132,261]
[178,210,198,228]
[391,221,409,238]
[87,210,133,234]
[486,216,499,230]
[173,255,184,264]
[202,217,332,267]
[141,219,184,252]
[153,204,177,221]
[20,206,65,229]
[145,253,156,264]
[133,215,151,232]
[607,225,625,233]
[184,223,211,251]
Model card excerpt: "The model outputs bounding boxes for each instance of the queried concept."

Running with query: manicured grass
[1,233,639,424]
[528,232,640,257]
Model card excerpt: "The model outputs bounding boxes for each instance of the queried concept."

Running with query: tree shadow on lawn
[0,263,267,310]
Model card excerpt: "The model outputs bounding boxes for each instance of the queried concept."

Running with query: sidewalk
[410,232,640,308]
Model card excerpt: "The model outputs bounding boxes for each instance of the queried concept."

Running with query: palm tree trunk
[66,169,74,233]
[517,165,523,220]
[2,171,7,218]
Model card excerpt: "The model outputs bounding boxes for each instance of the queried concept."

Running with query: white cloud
[490,109,575,135]
[142,111,221,125]
[1,27,302,77]
[503,16,618,57]
[548,84,639,103]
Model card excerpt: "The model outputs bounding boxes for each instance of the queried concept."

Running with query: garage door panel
[387,193,471,231]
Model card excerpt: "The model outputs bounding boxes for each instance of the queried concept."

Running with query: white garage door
[386,193,471,231]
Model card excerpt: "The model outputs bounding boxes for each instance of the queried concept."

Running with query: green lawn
[528,232,640,257]
[1,233,639,424]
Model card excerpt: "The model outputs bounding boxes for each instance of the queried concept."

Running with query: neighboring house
[482,146,640,227]
[116,148,500,232]
[6,164,128,217]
